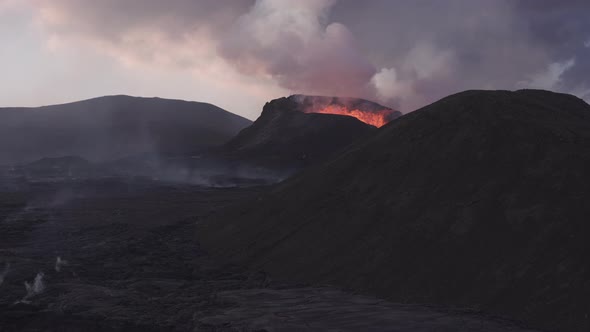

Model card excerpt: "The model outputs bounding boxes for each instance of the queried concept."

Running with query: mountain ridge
[0,95,251,164]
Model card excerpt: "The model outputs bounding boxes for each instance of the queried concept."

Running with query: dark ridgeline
[200,89,590,332]
[221,95,399,169]
[0,95,251,165]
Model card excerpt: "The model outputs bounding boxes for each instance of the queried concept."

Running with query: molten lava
[302,105,396,128]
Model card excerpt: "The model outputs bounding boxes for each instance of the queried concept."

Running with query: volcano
[221,95,396,169]
[200,90,590,332]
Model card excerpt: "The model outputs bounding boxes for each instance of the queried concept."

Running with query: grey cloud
[514,1,590,96]
[332,0,555,109]
[33,0,590,112]
[37,0,254,40]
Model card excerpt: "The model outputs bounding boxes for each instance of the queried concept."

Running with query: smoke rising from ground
[55,256,68,272]
[12,0,590,112]
[20,272,45,303]
[0,263,9,287]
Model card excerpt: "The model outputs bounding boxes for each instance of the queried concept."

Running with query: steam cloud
[219,0,376,99]
[25,0,590,112]
[0,263,10,287]
[20,272,45,303]
[55,256,68,272]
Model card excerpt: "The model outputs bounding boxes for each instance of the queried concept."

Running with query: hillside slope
[0,95,251,164]
[200,90,590,331]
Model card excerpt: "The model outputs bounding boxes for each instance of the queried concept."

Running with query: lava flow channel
[302,105,397,128]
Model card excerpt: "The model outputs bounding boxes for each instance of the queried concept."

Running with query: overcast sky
[1,0,589,119]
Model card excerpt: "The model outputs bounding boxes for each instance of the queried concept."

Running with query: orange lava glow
[303,105,395,127]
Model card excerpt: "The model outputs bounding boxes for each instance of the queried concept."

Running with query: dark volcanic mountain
[221,95,398,169]
[0,95,251,164]
[200,90,590,332]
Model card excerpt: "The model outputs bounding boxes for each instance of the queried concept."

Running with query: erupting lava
[302,105,397,128]
[281,95,401,128]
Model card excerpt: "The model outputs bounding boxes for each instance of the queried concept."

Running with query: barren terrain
[0,177,539,331]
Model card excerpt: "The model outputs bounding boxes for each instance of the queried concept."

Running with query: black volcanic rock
[200,90,590,332]
[221,95,387,169]
[12,156,100,180]
[25,156,90,169]
[0,95,251,164]
[0,180,541,331]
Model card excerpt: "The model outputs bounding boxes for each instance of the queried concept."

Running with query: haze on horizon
[1,0,589,120]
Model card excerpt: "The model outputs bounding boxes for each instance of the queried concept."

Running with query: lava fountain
[293,95,400,128]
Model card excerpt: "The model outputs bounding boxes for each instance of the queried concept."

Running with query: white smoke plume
[55,256,68,272]
[219,0,376,99]
[19,272,45,303]
[0,262,10,287]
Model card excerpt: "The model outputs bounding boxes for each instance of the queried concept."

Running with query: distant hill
[0,95,251,164]
[220,95,397,169]
[200,90,590,332]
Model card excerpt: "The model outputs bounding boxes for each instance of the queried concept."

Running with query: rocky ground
[0,178,540,331]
